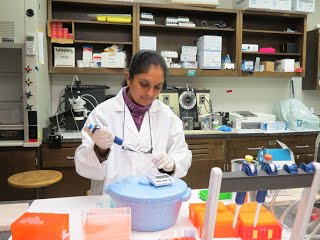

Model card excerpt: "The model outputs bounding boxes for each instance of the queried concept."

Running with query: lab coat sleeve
[74,106,108,181]
[167,116,192,178]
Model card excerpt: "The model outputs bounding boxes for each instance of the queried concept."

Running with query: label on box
[54,47,75,67]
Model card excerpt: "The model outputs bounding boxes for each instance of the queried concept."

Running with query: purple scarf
[122,87,152,131]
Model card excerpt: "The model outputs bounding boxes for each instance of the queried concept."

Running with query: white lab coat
[75,88,192,195]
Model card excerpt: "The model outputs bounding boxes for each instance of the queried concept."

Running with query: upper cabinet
[303,28,320,90]
[47,0,307,78]
[240,11,306,78]
[48,0,137,75]
[137,4,239,77]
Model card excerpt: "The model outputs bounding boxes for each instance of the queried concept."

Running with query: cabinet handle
[247,147,261,151]
[67,156,75,160]
[295,145,309,149]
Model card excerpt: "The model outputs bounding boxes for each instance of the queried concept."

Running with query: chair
[7,170,63,199]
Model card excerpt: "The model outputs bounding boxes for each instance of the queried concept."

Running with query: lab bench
[0,131,319,200]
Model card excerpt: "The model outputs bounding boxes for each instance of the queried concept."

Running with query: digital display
[155,175,170,179]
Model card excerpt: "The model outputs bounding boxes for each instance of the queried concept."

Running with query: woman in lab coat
[75,50,192,195]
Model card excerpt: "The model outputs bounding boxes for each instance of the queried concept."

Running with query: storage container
[106,175,191,232]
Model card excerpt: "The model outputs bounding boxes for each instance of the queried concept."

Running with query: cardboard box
[197,35,222,52]
[234,0,271,10]
[139,36,157,51]
[54,47,75,67]
[241,44,259,52]
[292,0,315,13]
[261,61,275,72]
[274,59,295,72]
[101,52,126,68]
[270,0,292,11]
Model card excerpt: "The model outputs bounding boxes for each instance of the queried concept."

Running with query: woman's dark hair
[128,50,167,82]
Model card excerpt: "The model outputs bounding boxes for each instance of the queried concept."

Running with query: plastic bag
[273,98,320,131]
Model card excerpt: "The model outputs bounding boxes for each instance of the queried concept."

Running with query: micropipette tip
[253,203,262,227]
[233,205,240,228]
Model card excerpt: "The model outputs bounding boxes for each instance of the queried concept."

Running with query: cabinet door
[184,138,226,188]
[228,136,276,158]
[41,143,91,198]
[0,147,37,201]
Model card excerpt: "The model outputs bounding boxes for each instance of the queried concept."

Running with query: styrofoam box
[292,0,315,13]
[270,0,292,11]
[197,36,222,52]
[198,50,221,69]
[274,59,295,72]
[234,0,271,10]
[171,0,218,6]
[181,46,197,55]
[180,53,197,62]
[54,47,75,67]
[139,36,157,51]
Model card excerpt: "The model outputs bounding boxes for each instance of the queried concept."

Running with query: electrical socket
[199,95,206,104]
[163,95,170,105]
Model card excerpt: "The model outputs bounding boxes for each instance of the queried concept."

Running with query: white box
[197,35,222,52]
[180,53,197,62]
[180,61,198,69]
[234,0,271,10]
[242,44,259,52]
[198,50,221,69]
[139,36,157,51]
[270,0,292,11]
[101,52,126,68]
[274,59,295,72]
[181,46,198,55]
[292,0,315,13]
[54,47,75,67]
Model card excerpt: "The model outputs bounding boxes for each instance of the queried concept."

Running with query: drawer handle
[67,156,75,160]
[295,145,309,149]
[247,147,261,151]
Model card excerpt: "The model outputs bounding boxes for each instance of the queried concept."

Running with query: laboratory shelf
[140,24,236,32]
[49,67,127,75]
[240,72,304,78]
[242,52,301,57]
[168,69,237,77]
[73,40,132,45]
[242,29,303,35]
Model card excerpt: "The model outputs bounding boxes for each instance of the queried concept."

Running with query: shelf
[73,40,132,45]
[140,24,235,32]
[168,68,237,77]
[242,52,301,57]
[243,29,303,35]
[49,67,127,75]
[51,38,74,44]
[241,72,304,78]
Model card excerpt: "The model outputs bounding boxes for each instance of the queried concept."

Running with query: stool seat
[8,170,63,189]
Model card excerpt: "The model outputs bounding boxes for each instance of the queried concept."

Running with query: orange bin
[227,202,282,240]
[11,212,69,240]
[189,202,239,238]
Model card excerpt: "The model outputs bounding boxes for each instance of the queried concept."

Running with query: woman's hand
[152,153,175,172]
[84,125,114,150]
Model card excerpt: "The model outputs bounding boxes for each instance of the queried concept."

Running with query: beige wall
[51,0,320,115]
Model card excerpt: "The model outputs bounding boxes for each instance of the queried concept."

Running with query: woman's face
[127,65,164,106]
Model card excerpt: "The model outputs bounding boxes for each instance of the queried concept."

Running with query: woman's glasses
[122,104,153,154]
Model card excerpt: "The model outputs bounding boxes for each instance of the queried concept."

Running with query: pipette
[254,154,277,227]
[232,155,257,228]
[88,124,141,153]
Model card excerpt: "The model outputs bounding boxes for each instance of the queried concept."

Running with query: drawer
[42,147,77,168]
[276,135,317,155]
[187,138,226,161]
[228,137,276,158]
[295,154,315,166]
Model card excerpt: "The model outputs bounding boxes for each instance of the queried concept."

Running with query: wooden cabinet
[184,138,226,188]
[137,3,239,77]
[276,134,318,166]
[0,147,38,201]
[303,28,320,90]
[47,1,307,78]
[48,0,136,74]
[240,11,306,78]
[41,143,90,198]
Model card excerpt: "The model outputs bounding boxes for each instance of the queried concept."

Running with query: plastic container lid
[106,175,188,202]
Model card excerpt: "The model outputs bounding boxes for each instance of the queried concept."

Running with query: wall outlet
[199,95,206,104]
[163,95,170,105]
